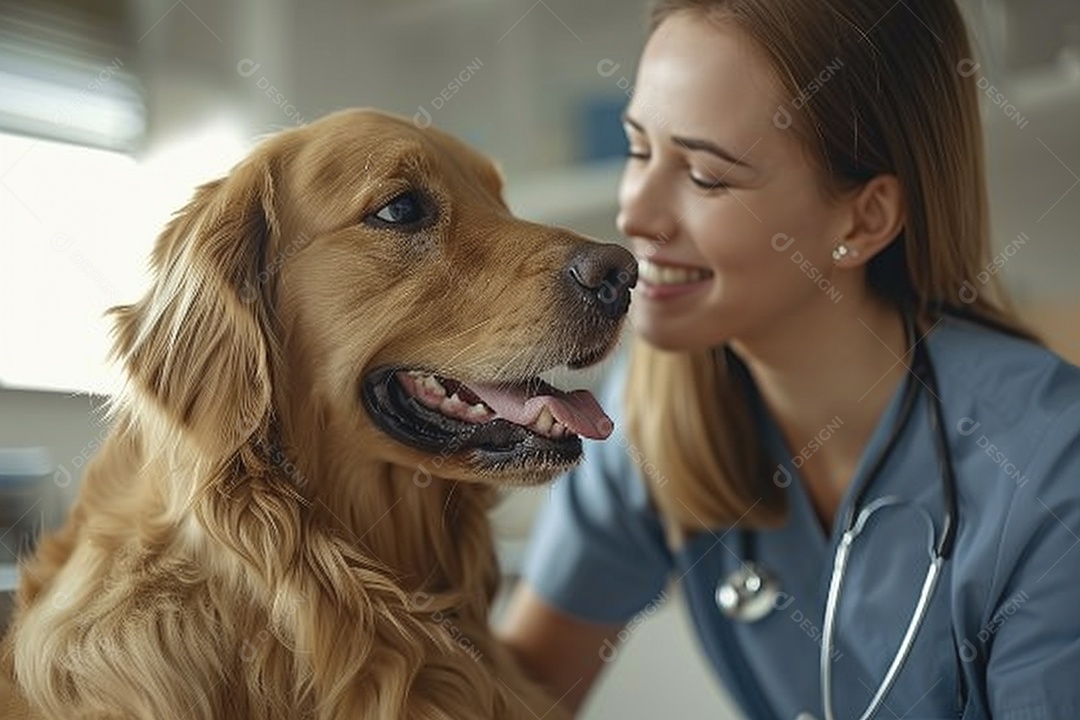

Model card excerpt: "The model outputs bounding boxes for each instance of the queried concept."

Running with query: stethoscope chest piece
[715,561,780,623]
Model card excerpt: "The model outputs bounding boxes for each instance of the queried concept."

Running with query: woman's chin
[632,317,705,353]
[630,305,732,353]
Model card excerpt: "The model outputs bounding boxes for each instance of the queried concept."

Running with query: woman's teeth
[637,258,712,286]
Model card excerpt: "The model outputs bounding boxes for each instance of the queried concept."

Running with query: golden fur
[1,109,631,719]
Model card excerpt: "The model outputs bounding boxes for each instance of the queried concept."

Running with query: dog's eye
[368,190,428,227]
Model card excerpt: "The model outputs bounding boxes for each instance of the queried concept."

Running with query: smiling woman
[501,2,1080,720]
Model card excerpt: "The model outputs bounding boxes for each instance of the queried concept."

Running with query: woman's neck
[730,298,913,530]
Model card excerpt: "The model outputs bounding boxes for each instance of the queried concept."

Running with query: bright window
[0,118,249,394]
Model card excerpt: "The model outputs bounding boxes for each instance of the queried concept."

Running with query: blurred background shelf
[503,157,624,228]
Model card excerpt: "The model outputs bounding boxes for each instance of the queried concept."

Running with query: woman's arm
[498,583,623,716]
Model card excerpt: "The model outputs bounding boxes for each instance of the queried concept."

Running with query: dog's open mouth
[361,367,613,471]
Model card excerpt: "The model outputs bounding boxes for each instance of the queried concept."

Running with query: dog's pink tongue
[467,380,613,439]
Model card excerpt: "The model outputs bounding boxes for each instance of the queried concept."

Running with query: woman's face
[618,13,850,351]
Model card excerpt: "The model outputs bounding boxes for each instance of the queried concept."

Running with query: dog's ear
[110,156,278,457]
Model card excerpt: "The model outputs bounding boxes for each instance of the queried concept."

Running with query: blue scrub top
[522,315,1080,720]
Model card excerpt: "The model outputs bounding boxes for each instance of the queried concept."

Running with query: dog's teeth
[423,375,447,398]
[466,403,490,420]
[534,406,554,434]
[442,393,466,414]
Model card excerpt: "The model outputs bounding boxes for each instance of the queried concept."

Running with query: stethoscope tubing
[824,312,957,720]
[718,309,961,720]
[821,508,947,720]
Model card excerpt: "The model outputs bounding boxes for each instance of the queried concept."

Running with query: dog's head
[112,109,635,487]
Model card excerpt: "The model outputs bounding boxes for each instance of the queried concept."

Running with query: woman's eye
[691,175,729,191]
[369,190,428,226]
[625,147,650,160]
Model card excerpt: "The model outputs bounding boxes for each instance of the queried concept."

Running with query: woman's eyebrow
[622,112,754,170]
[672,135,753,169]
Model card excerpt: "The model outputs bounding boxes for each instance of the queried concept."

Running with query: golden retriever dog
[0,109,635,719]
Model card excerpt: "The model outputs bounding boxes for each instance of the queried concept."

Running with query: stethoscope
[715,311,959,720]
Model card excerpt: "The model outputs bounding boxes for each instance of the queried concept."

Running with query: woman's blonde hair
[625,0,1038,533]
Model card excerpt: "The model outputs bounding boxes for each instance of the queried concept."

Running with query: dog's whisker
[426,318,497,353]
[489,345,536,387]
[441,482,460,530]
[437,335,495,371]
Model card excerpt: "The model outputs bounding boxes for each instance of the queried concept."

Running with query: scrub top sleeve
[984,403,1080,720]
[520,366,674,625]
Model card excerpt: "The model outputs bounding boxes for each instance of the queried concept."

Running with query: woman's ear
[110,157,279,458]
[834,174,905,266]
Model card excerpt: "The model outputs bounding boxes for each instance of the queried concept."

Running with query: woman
[499,1,1080,718]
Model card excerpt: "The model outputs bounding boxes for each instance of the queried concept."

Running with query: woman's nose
[616,163,676,246]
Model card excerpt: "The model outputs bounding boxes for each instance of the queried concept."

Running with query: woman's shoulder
[935,322,1080,718]
[928,313,1080,511]
[930,312,1080,434]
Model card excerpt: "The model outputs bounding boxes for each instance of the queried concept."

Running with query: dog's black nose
[567,243,638,319]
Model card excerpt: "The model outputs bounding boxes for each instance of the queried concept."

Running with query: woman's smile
[635,256,714,301]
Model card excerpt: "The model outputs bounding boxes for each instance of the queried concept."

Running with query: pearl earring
[832,243,854,263]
